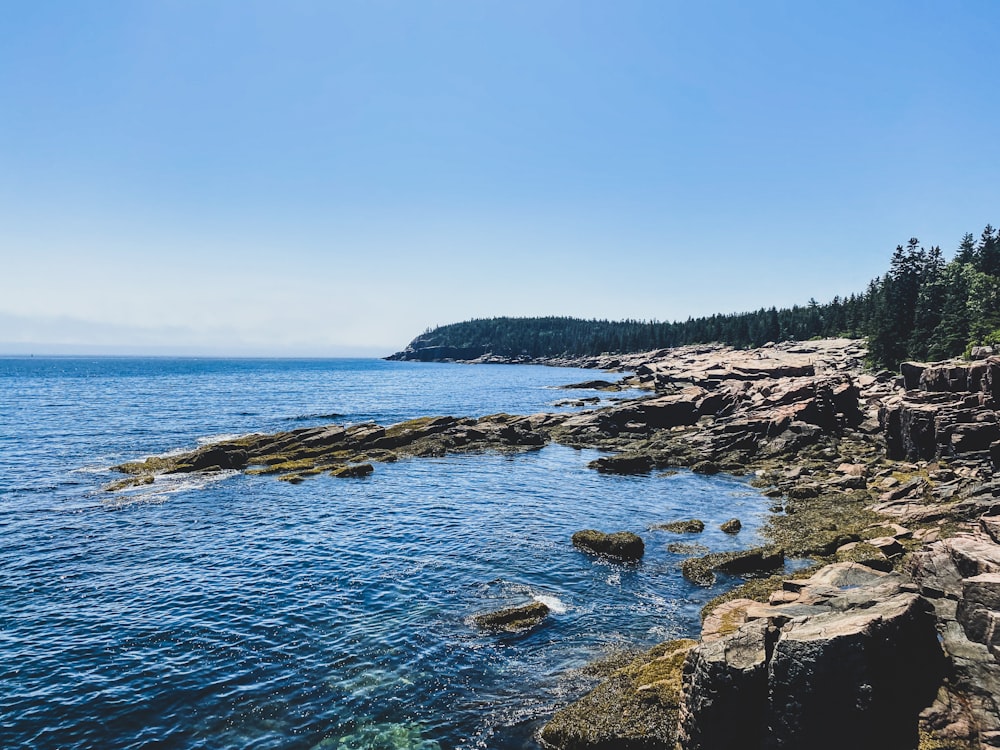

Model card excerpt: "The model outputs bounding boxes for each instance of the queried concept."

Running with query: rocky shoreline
[112,338,1000,749]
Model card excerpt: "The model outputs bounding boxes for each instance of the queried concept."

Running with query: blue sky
[2,1,999,355]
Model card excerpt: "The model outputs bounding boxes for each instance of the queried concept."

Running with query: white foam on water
[101,470,239,508]
[533,594,568,614]
[72,464,114,474]
[196,432,257,446]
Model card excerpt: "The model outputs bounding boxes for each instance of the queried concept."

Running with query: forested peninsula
[390,225,1000,370]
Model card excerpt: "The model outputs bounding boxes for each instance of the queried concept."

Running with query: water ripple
[0,358,772,749]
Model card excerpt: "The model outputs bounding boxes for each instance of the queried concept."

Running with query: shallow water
[0,357,771,749]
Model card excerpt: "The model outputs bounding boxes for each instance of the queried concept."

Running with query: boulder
[951,421,1000,453]
[572,530,645,561]
[678,619,771,749]
[920,363,970,393]
[765,594,944,750]
[957,573,1000,648]
[866,535,905,557]
[472,601,549,632]
[720,518,742,534]
[681,567,945,750]
[900,361,926,391]
[632,393,701,427]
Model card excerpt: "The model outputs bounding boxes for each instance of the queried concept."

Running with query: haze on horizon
[3,1,1000,357]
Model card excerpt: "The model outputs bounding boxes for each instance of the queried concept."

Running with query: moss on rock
[540,639,696,750]
[330,463,374,478]
[572,530,645,561]
[472,601,550,633]
[681,546,785,586]
[651,519,705,534]
[720,518,742,534]
[104,474,155,492]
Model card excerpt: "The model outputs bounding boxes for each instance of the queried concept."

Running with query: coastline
[118,339,1000,748]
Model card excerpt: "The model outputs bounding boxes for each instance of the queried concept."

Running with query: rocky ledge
[111,339,1000,748]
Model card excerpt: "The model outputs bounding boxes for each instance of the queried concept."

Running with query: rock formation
[110,338,1000,748]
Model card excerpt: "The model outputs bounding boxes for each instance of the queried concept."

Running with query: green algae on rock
[571,530,645,561]
[650,518,705,534]
[539,639,696,750]
[330,462,374,478]
[106,413,555,490]
[472,601,550,633]
[680,545,785,586]
[720,517,742,534]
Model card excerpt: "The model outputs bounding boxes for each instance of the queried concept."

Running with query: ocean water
[0,358,772,750]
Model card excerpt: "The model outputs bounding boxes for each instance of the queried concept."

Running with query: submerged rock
[572,530,645,561]
[667,542,710,555]
[472,601,549,633]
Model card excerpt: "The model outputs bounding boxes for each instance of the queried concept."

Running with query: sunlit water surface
[0,358,771,749]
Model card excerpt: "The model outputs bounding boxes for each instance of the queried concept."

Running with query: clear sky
[2,1,999,356]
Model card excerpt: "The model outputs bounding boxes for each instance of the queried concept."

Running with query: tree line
[403,225,1000,370]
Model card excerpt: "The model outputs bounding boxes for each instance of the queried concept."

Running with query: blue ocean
[0,358,771,750]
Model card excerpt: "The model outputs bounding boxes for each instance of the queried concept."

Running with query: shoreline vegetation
[111,337,1000,749]
[387,225,1000,374]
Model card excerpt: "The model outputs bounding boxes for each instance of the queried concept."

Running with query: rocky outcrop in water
[472,601,550,633]
[536,342,1000,749]
[571,530,645,561]
[111,413,555,485]
[651,519,705,534]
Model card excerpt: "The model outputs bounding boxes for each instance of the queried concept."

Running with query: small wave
[72,464,114,474]
[533,594,568,614]
[196,433,254,446]
[101,470,239,508]
[283,412,343,422]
